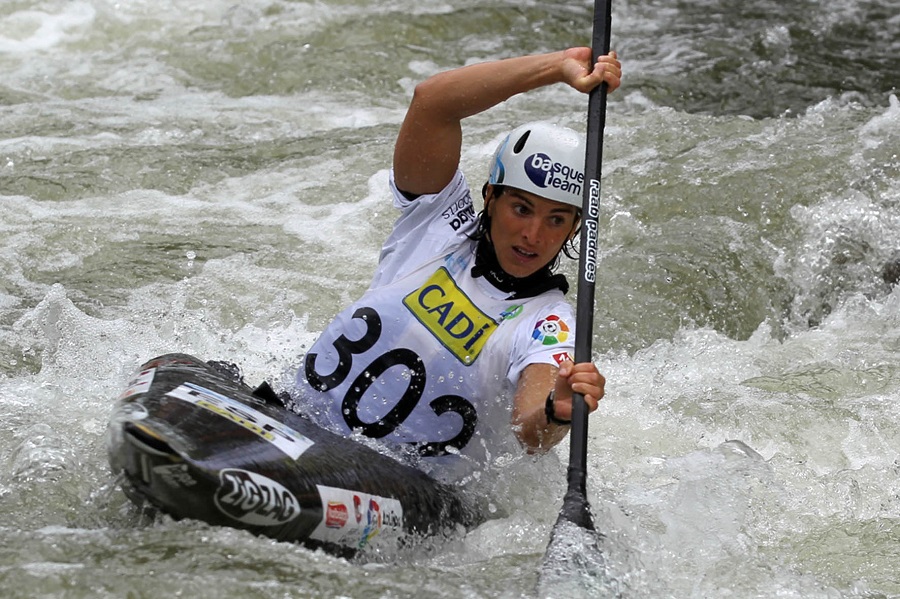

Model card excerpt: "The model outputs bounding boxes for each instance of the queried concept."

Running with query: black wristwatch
[544,390,572,426]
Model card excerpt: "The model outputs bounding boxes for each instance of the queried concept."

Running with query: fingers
[594,52,622,92]
[570,376,604,410]
[562,50,622,94]
[556,362,606,414]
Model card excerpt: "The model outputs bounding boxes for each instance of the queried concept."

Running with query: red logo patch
[325,501,348,528]
[552,352,573,366]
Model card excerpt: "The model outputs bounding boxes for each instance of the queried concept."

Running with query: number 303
[304,306,477,456]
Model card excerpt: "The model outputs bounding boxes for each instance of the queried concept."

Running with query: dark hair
[470,184,582,271]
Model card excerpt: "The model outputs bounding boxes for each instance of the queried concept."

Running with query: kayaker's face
[485,186,579,279]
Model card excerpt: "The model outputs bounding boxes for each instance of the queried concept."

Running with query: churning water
[1,0,898,597]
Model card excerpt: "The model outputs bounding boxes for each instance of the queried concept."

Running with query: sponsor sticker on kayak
[153,463,198,489]
[167,382,314,460]
[310,485,403,550]
[215,468,301,527]
[325,500,349,528]
[119,367,156,399]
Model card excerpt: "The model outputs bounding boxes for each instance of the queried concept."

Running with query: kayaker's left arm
[511,360,605,451]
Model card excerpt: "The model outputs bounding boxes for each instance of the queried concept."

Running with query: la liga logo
[532,314,570,346]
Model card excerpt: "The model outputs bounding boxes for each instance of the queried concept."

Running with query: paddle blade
[538,515,619,598]
[557,483,595,530]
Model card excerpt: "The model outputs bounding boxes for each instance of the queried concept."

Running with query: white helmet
[487,122,585,208]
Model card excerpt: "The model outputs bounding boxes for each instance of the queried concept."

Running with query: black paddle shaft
[564,0,613,529]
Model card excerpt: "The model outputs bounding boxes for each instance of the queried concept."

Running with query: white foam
[0,3,96,54]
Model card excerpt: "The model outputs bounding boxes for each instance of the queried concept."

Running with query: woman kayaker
[291,47,622,483]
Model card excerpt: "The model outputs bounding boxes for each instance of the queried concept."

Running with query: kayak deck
[107,353,483,556]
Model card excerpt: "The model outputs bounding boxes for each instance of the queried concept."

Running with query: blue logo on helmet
[524,153,584,195]
[524,153,554,188]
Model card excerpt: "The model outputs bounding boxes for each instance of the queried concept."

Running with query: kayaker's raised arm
[392,48,621,197]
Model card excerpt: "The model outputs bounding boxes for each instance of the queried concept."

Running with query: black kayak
[106,353,484,557]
